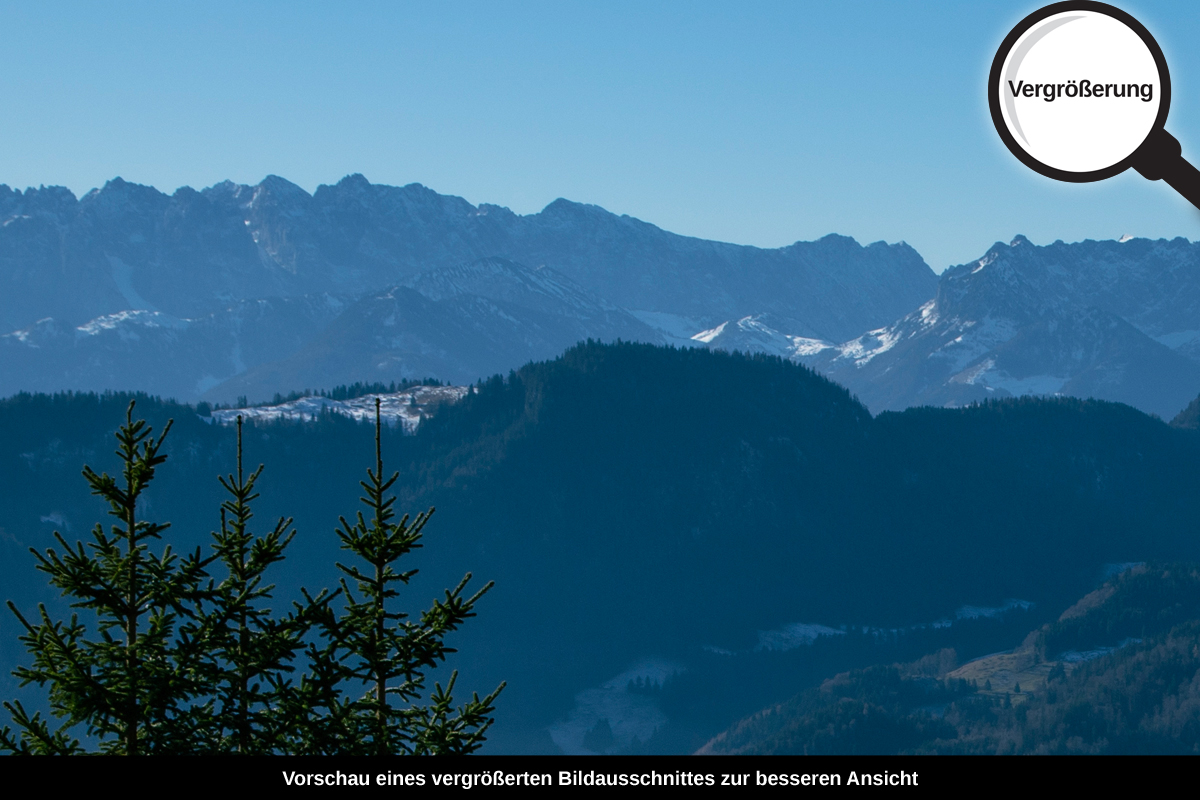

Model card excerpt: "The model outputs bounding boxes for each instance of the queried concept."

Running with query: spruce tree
[1,402,207,754]
[287,399,503,755]
[184,415,315,754]
[3,398,503,755]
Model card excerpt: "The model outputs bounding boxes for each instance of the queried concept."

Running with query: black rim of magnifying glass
[989,0,1171,183]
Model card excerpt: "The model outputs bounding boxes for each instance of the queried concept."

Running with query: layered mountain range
[4,175,1200,417]
[0,176,934,402]
[700,235,1200,419]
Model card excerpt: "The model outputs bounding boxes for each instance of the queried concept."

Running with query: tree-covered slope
[702,564,1200,755]
[5,342,1200,752]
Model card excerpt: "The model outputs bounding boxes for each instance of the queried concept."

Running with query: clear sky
[4,0,1200,272]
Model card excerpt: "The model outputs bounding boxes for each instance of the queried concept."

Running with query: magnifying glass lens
[992,6,1167,180]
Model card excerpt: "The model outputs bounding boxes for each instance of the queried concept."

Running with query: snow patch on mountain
[208,385,469,431]
[692,316,833,360]
[835,326,901,367]
[76,310,189,338]
[692,321,727,344]
[970,252,997,275]
[801,236,1200,418]
[7,318,60,345]
[919,299,939,326]
[792,337,833,356]
[928,317,1020,374]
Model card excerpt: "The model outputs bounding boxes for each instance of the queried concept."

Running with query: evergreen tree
[3,400,503,755]
[184,416,316,754]
[1,402,207,754]
[287,399,503,755]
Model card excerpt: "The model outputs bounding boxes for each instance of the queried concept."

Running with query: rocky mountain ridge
[0,175,938,402]
[8,175,1200,417]
[698,235,1200,419]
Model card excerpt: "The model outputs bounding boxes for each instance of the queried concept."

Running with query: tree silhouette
[1,402,206,754]
[287,399,503,755]
[2,399,502,754]
[185,415,315,753]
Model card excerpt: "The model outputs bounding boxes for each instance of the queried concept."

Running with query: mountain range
[795,236,1200,420]
[5,175,1200,418]
[0,176,934,403]
[698,235,1200,420]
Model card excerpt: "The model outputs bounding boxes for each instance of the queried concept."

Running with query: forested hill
[5,341,1200,752]
[702,564,1200,755]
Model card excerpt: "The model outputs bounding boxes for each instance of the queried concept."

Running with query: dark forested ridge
[4,341,1200,752]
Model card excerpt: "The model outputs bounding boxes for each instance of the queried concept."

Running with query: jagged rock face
[0,175,937,402]
[934,235,1200,340]
[779,236,1200,420]
[500,201,937,342]
[0,175,938,338]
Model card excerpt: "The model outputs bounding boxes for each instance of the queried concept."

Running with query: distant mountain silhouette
[0,176,936,402]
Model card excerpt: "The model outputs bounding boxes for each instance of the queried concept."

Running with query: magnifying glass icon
[990,1,1200,208]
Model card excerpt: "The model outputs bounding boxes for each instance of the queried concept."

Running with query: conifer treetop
[293,398,504,755]
[2,401,207,754]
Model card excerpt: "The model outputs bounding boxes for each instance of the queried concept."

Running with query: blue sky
[3,0,1200,272]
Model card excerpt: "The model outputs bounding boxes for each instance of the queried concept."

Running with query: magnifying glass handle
[1132,128,1200,211]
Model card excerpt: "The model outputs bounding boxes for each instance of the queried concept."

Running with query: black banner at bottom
[0,754,1175,790]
